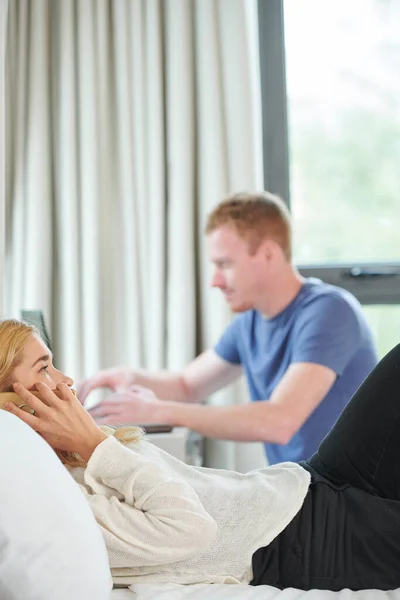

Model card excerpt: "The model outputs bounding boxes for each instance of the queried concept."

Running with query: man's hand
[88,385,165,425]
[77,367,136,405]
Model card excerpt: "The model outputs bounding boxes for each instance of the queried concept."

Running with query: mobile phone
[0,391,42,412]
[0,388,77,411]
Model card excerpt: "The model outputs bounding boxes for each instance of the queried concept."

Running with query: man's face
[11,334,74,391]
[207,225,269,312]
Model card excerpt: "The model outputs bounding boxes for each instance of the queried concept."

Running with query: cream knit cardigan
[70,436,311,585]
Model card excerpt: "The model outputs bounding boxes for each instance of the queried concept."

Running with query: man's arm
[90,361,336,444]
[157,362,336,443]
[79,349,242,404]
[174,349,243,402]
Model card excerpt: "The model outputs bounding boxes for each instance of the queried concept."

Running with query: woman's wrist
[77,429,108,462]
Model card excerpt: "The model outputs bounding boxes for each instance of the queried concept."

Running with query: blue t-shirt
[214,278,378,465]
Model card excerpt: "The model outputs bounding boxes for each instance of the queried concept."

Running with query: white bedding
[112,584,400,600]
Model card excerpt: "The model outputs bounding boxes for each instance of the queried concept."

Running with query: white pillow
[0,411,112,600]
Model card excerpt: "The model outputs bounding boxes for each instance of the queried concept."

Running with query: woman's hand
[5,382,107,461]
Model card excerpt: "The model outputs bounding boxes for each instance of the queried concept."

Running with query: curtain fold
[165,0,197,368]
[5,0,265,470]
[0,0,8,314]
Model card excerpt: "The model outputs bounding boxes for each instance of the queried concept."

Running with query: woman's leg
[307,343,400,500]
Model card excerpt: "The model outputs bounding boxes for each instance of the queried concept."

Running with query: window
[258,0,400,357]
[285,0,400,265]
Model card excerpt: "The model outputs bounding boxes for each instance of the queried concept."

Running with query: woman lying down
[1,318,400,592]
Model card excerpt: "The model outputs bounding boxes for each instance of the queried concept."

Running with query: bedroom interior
[1,0,400,598]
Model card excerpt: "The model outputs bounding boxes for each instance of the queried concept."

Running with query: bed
[2,411,400,600]
[113,584,400,600]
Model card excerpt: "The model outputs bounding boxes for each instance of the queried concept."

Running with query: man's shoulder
[299,278,362,315]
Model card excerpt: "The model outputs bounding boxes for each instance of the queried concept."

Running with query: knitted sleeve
[81,437,217,568]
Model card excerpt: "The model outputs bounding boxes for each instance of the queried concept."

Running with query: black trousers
[251,343,400,591]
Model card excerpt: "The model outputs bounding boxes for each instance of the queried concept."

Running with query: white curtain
[0,0,8,315]
[5,0,266,470]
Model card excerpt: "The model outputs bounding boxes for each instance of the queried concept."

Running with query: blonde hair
[0,319,143,467]
[58,426,144,468]
[0,319,36,391]
[205,191,292,261]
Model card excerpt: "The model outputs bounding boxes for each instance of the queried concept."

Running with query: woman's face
[11,333,74,391]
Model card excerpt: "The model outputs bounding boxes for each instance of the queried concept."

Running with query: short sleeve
[292,294,362,376]
[214,315,243,364]
[0,411,112,600]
